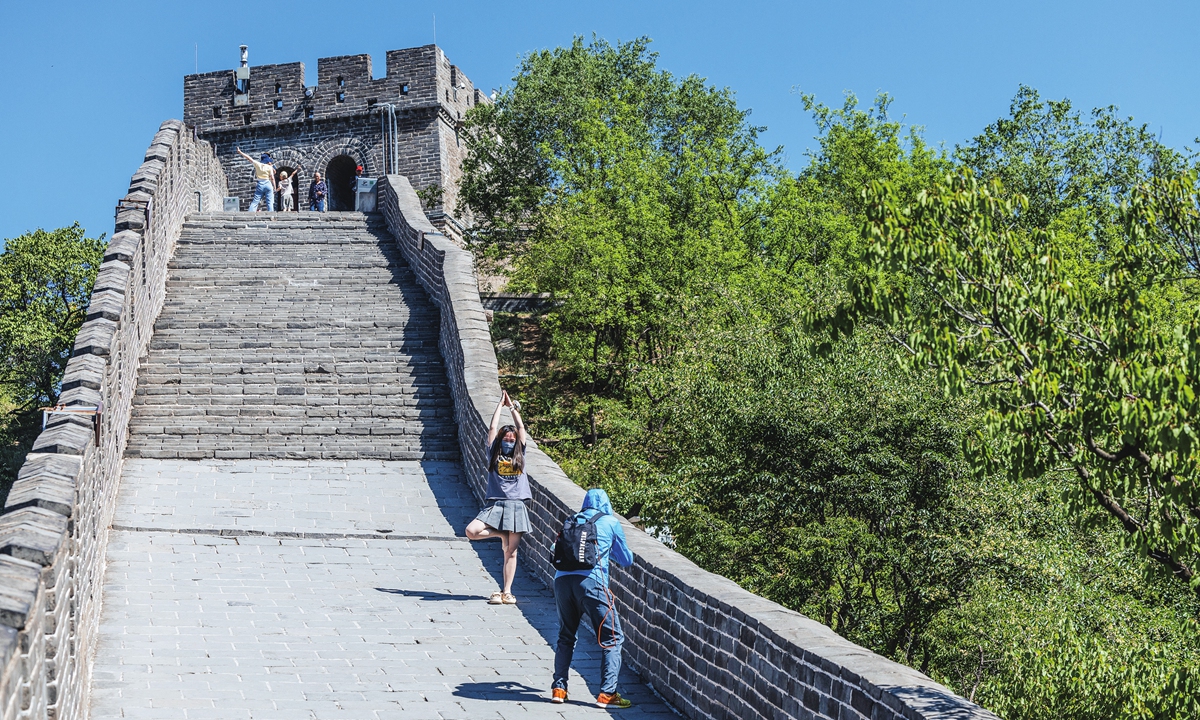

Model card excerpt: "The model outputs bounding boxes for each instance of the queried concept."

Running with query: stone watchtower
[183,44,484,238]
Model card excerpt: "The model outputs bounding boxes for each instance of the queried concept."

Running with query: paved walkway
[91,459,675,719]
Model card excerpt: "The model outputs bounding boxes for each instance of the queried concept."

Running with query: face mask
[501,441,516,455]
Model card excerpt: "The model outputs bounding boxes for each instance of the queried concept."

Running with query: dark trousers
[552,574,623,694]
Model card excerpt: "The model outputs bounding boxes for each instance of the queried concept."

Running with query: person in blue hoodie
[550,488,636,709]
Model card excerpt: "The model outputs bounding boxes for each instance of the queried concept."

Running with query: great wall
[0,45,999,720]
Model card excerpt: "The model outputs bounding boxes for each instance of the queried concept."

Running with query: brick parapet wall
[0,121,227,720]
[185,44,483,224]
[377,175,1000,720]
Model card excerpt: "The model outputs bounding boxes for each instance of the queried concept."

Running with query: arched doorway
[275,166,301,211]
[326,155,357,211]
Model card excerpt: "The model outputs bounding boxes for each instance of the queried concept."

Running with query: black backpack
[553,512,605,571]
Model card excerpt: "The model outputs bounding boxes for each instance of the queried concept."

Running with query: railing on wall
[0,120,228,720]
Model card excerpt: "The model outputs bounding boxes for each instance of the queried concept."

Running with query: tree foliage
[463,36,779,431]
[0,223,104,503]
[824,169,1200,592]
[464,38,1200,718]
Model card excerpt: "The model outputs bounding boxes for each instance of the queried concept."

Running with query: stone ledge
[4,470,76,517]
[85,288,124,323]
[72,317,118,358]
[16,454,83,487]
[114,202,147,233]
[128,158,166,195]
[93,259,131,295]
[60,355,106,392]
[102,230,142,264]
[56,385,102,410]
[30,419,93,456]
[0,556,41,629]
[0,507,68,566]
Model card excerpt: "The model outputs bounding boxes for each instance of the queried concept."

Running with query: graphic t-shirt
[484,441,531,501]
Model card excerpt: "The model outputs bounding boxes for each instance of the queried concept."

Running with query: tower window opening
[305,107,314,119]
[244,113,253,125]
[275,82,282,94]
[212,106,222,119]
[400,83,409,95]
[274,99,283,110]
[336,92,346,103]
[337,76,345,87]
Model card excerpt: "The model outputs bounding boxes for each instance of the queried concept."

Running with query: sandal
[487,591,504,605]
[502,592,517,605]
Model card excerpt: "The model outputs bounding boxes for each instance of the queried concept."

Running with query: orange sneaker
[551,687,568,704]
[597,692,632,709]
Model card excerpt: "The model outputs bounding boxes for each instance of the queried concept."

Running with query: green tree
[824,168,1200,592]
[466,51,1200,715]
[955,86,1179,234]
[0,223,104,503]
[462,36,779,438]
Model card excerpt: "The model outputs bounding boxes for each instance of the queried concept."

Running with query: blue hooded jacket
[554,488,635,586]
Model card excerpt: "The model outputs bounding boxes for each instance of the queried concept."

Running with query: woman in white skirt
[465,391,531,604]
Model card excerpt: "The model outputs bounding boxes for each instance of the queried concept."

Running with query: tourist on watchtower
[309,172,328,212]
[548,487,635,709]
[278,169,295,212]
[237,147,277,212]
[465,391,530,606]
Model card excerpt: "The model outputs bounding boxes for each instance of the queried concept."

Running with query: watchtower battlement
[183,44,484,237]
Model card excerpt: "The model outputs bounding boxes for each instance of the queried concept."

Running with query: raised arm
[236,147,253,162]
[508,398,527,448]
[487,394,505,445]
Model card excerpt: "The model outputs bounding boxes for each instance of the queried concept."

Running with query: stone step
[183,210,387,225]
[125,210,459,461]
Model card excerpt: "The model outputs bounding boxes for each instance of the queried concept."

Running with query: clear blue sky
[1,0,1196,246]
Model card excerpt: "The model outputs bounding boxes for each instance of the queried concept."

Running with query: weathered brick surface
[376,176,1000,720]
[0,121,227,720]
[122,211,460,461]
[184,45,480,238]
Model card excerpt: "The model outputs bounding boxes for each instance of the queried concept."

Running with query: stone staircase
[124,211,459,461]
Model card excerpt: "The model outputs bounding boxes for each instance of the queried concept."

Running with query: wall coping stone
[0,508,68,566]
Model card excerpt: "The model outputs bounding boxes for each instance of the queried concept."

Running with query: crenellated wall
[0,121,227,720]
[376,175,1001,720]
[184,45,481,236]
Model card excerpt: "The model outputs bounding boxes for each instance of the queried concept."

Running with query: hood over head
[580,488,613,516]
